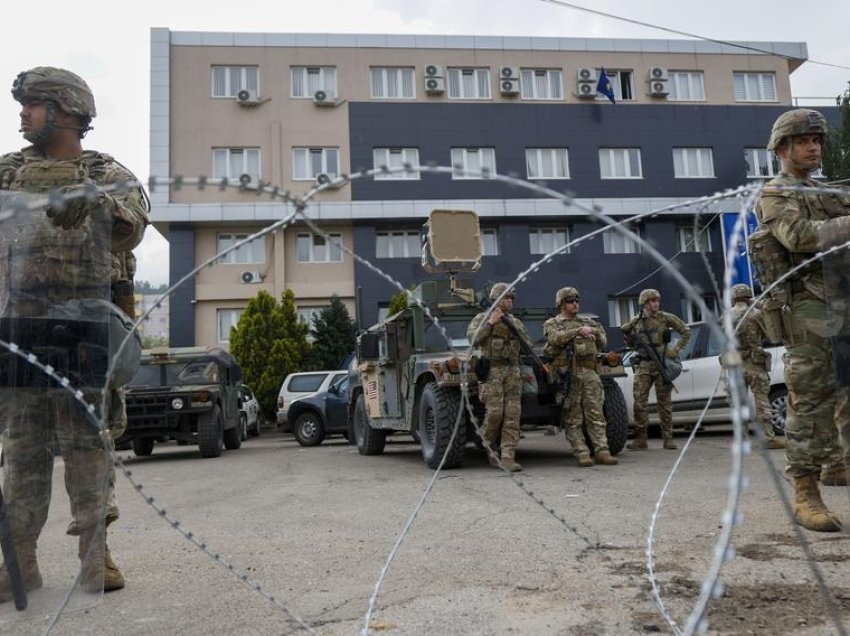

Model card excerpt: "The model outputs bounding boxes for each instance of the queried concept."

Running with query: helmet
[767,109,826,151]
[489,282,515,301]
[555,287,580,307]
[12,66,96,118]
[639,288,660,306]
[732,283,753,301]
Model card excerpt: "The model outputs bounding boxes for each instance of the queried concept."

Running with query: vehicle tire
[249,416,262,437]
[769,386,788,435]
[293,411,326,447]
[224,415,242,450]
[354,393,386,455]
[601,377,629,455]
[418,381,466,469]
[239,414,248,441]
[132,437,155,457]
[198,408,224,458]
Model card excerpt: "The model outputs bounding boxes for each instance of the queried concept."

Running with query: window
[217,308,244,343]
[217,234,265,264]
[677,224,713,253]
[291,66,337,98]
[212,148,260,183]
[603,226,643,254]
[447,68,490,99]
[597,70,633,101]
[370,67,415,99]
[376,231,420,258]
[608,297,639,328]
[373,148,420,180]
[681,295,719,323]
[744,148,780,178]
[599,148,642,179]
[293,147,339,180]
[211,66,259,98]
[451,147,496,179]
[526,148,570,179]
[297,307,323,330]
[667,72,705,101]
[481,229,499,256]
[733,72,776,102]
[297,233,342,263]
[520,69,563,100]
[529,227,570,255]
[673,148,715,178]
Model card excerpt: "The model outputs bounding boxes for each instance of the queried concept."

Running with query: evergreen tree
[229,289,310,418]
[306,295,356,370]
[823,86,850,182]
[387,288,409,317]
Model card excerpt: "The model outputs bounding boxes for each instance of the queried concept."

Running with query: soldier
[544,287,617,467]
[0,67,148,601]
[752,108,850,532]
[729,284,785,450]
[621,289,690,450]
[467,283,533,472]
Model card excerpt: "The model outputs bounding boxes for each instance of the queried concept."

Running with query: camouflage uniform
[0,67,148,599]
[467,285,532,471]
[621,291,690,446]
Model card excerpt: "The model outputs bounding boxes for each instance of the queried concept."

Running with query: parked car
[614,321,787,433]
[276,370,347,429]
[238,384,262,440]
[287,375,350,446]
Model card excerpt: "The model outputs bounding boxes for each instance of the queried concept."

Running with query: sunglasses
[563,297,580,304]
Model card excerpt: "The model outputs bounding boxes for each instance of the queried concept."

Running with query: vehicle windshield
[128,358,220,387]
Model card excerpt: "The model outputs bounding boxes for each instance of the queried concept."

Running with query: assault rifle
[635,325,678,391]
[499,315,553,383]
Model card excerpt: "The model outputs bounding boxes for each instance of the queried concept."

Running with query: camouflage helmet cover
[767,108,826,151]
[555,286,579,307]
[732,283,753,301]
[639,288,660,305]
[12,66,96,118]
[489,282,515,301]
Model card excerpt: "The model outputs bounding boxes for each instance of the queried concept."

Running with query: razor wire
[0,166,847,635]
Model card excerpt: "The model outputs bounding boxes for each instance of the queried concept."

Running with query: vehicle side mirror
[359,333,380,360]
[329,383,340,395]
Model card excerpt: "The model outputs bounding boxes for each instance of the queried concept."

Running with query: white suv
[276,370,347,428]
[615,321,787,433]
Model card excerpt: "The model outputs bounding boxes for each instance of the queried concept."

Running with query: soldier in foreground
[544,287,617,467]
[752,108,850,531]
[0,67,148,601]
[621,289,690,450]
[467,283,533,472]
[729,284,785,450]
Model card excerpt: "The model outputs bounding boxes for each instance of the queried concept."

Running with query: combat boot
[820,464,848,487]
[765,437,786,450]
[0,542,42,603]
[627,429,647,450]
[663,438,678,450]
[595,450,618,466]
[500,449,522,473]
[103,543,125,591]
[78,527,106,594]
[793,474,842,532]
[576,454,594,468]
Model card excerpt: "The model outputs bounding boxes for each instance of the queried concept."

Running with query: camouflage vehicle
[348,210,629,469]
[118,346,244,458]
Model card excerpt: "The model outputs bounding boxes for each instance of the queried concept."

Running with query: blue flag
[597,67,616,104]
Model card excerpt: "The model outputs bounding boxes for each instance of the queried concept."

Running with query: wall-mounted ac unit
[424,76,445,95]
[577,67,597,83]
[650,81,669,97]
[649,66,669,82]
[576,82,596,99]
[500,78,520,96]
[241,271,262,284]
[312,90,339,106]
[236,89,260,106]
[500,65,519,80]
[424,64,444,78]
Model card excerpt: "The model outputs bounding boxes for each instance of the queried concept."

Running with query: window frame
[217,308,244,343]
[292,147,340,181]
[373,147,421,180]
[672,147,715,179]
[211,65,260,99]
[676,224,713,253]
[667,71,705,102]
[296,232,343,263]
[450,147,497,180]
[744,148,780,179]
[598,148,643,179]
[520,68,563,100]
[375,230,421,259]
[369,67,416,99]
[529,227,571,255]
[481,228,499,256]
[733,72,777,102]
[608,297,639,328]
[291,66,338,98]
[216,233,266,265]
[595,69,634,102]
[525,148,570,180]
[602,226,643,254]
[447,67,491,100]
[212,147,261,184]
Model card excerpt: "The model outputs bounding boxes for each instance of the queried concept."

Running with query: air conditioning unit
[424,76,445,95]
[500,78,520,96]
[649,66,669,82]
[576,82,596,99]
[312,89,339,106]
[240,271,262,284]
[424,64,444,78]
[236,89,260,106]
[499,65,519,80]
[650,81,669,97]
[577,67,597,83]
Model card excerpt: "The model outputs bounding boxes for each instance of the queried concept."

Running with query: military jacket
[467,311,532,366]
[543,314,606,367]
[732,302,767,351]
[621,310,690,357]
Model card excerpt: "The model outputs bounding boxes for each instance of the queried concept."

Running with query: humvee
[348,210,629,469]
[119,346,244,458]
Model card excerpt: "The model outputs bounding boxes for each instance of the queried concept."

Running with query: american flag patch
[367,380,378,400]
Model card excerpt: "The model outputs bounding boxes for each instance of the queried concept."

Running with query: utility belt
[574,356,598,370]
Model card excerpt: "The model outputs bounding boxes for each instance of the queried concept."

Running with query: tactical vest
[482,319,521,365]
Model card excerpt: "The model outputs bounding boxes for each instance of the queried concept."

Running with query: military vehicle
[348,209,629,469]
[119,346,244,458]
